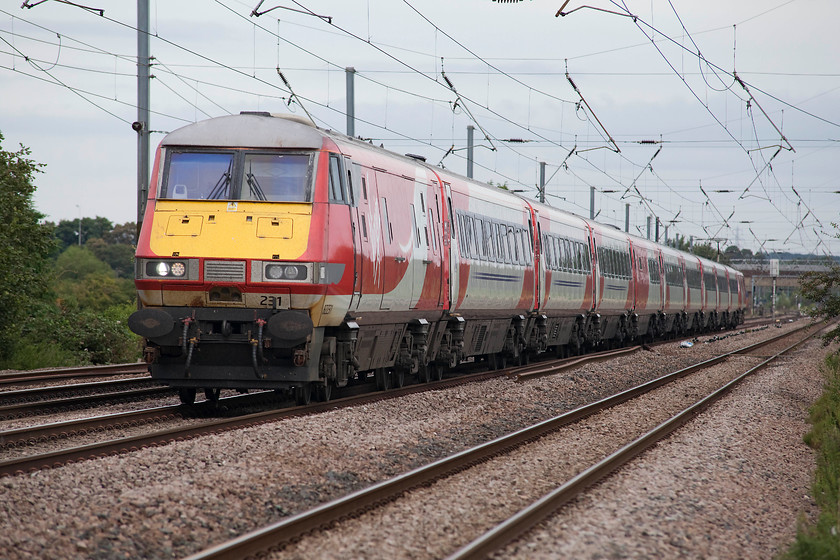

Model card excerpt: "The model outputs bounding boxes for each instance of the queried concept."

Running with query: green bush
[783,354,840,559]
[6,299,141,368]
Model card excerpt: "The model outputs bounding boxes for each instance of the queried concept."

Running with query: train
[128,112,746,405]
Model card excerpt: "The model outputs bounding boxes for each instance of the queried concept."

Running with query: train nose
[128,308,176,338]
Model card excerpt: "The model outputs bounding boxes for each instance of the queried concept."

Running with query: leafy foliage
[800,225,840,348]
[49,215,115,250]
[0,134,141,368]
[9,299,140,368]
[0,132,56,363]
[53,246,135,311]
[800,261,840,349]
[783,354,840,559]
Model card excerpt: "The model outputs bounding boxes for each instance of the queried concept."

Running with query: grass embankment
[783,353,840,559]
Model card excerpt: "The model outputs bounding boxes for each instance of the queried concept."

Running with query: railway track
[0,317,796,472]
[0,363,147,386]
[177,321,816,560]
[0,322,798,479]
[0,378,170,420]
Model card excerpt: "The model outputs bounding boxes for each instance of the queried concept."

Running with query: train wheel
[430,362,444,381]
[294,384,312,406]
[392,368,406,388]
[178,387,196,405]
[204,388,221,402]
[417,363,431,383]
[316,381,333,402]
[375,368,391,391]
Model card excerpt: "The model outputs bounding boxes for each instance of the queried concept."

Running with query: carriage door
[354,167,384,312]
[531,211,543,311]
[345,158,363,311]
[444,182,459,311]
[589,233,600,311]
[409,173,432,308]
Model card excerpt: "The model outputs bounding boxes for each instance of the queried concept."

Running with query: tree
[0,132,55,363]
[53,246,134,311]
[690,242,719,262]
[50,216,114,251]
[800,226,840,349]
[88,221,136,278]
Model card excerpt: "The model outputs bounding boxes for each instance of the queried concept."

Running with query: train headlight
[266,264,285,280]
[261,263,309,282]
[141,259,195,280]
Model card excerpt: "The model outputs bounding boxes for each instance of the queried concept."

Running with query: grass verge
[782,353,840,559]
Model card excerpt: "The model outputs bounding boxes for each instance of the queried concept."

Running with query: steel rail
[0,384,172,420]
[510,346,641,382]
[0,363,147,385]
[446,323,820,559]
[0,404,184,448]
[0,389,295,448]
[0,366,505,477]
[0,376,160,404]
[181,323,812,560]
[0,331,746,478]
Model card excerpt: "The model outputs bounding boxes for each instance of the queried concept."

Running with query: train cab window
[163,151,234,200]
[328,155,346,203]
[242,153,313,202]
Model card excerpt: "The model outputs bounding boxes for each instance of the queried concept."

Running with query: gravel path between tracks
[500,335,828,560]
[0,321,823,559]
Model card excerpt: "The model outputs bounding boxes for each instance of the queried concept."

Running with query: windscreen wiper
[207,160,233,199]
[246,172,268,201]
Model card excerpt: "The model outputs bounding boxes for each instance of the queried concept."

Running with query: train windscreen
[161,150,313,202]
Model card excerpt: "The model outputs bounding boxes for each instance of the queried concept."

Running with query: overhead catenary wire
[3,3,837,255]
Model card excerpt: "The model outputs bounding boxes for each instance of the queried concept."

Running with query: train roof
[161,113,741,278]
[161,112,325,150]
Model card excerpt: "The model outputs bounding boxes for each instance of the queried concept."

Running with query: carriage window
[163,151,235,200]
[411,204,421,248]
[485,221,495,261]
[381,198,393,243]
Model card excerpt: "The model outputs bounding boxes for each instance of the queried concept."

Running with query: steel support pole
[467,125,475,179]
[137,0,150,234]
[539,161,546,203]
[345,67,355,137]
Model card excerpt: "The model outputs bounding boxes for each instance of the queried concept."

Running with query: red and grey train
[128,112,746,404]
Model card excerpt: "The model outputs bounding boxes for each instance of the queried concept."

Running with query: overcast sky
[2,0,838,256]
